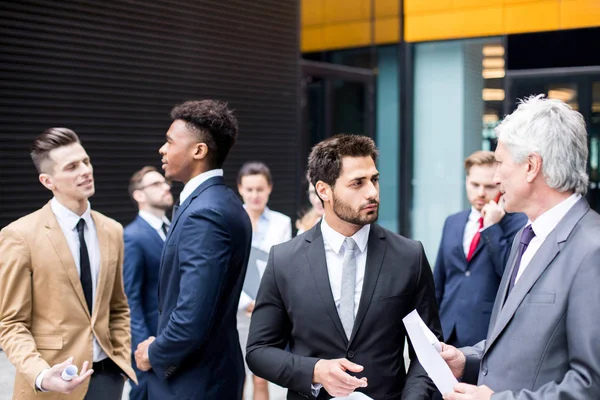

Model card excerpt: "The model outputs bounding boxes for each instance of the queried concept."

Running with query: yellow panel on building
[302,26,325,53]
[406,6,504,42]
[375,17,400,44]
[300,0,600,51]
[504,0,560,34]
[561,0,600,30]
[302,0,324,26]
[323,21,372,49]
[323,0,369,23]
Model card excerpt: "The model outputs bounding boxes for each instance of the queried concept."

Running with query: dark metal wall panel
[0,0,299,229]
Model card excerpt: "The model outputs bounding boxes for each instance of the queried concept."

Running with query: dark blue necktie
[507,225,536,297]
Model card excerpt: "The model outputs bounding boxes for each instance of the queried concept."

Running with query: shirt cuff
[36,368,50,392]
[238,291,253,311]
[311,383,322,397]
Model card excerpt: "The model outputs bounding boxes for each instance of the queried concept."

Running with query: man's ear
[132,189,146,204]
[526,153,543,183]
[315,181,330,203]
[193,143,209,161]
[39,173,54,191]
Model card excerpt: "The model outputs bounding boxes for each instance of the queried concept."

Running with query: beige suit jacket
[0,202,136,400]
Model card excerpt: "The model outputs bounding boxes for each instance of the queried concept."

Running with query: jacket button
[482,366,488,376]
[347,351,355,359]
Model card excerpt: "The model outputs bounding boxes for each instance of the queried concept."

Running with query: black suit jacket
[246,222,442,400]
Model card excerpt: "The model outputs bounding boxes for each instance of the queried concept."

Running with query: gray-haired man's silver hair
[495,94,589,195]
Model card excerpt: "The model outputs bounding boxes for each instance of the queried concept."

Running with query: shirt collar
[138,210,170,230]
[529,193,581,240]
[179,169,223,204]
[320,216,370,254]
[468,207,482,222]
[243,205,272,222]
[50,197,93,231]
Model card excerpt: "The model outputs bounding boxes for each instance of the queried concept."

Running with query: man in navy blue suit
[134,100,252,400]
[434,151,526,348]
[123,166,173,400]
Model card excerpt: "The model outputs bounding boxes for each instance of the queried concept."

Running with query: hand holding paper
[402,310,458,394]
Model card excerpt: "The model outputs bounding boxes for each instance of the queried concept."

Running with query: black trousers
[84,358,125,400]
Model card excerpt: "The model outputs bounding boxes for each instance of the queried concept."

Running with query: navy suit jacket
[123,215,163,353]
[147,176,252,400]
[433,211,527,347]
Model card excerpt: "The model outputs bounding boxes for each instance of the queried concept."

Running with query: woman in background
[237,161,292,400]
[295,180,324,235]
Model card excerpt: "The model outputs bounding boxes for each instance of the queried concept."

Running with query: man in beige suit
[0,128,136,399]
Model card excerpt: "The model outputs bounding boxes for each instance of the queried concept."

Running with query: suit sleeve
[433,218,449,307]
[148,208,239,379]
[246,246,320,397]
[0,227,51,389]
[460,340,485,384]
[403,242,443,400]
[123,230,152,351]
[109,224,133,371]
[490,246,600,400]
[480,214,527,279]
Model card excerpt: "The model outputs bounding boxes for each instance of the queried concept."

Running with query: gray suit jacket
[461,197,600,399]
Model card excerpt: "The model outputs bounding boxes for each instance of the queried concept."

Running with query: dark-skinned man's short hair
[170,100,238,168]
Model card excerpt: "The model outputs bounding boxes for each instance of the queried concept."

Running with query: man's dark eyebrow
[349,173,380,182]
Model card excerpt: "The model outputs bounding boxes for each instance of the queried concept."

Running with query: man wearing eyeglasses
[123,166,173,400]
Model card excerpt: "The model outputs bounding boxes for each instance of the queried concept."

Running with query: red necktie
[466,217,484,262]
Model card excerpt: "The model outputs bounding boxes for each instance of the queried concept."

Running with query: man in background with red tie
[433,151,526,348]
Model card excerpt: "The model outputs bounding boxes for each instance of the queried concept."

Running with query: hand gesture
[313,358,368,397]
[40,357,93,393]
[135,336,156,372]
[481,199,505,227]
[439,342,466,379]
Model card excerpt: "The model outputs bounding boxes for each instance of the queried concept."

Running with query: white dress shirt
[321,217,370,320]
[515,193,581,283]
[238,207,292,310]
[37,198,107,390]
[179,169,223,204]
[463,207,483,257]
[138,210,170,241]
[311,217,370,395]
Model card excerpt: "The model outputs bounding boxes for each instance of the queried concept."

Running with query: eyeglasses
[138,180,171,190]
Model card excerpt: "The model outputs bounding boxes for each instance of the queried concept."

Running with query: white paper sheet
[402,309,458,394]
[332,392,373,400]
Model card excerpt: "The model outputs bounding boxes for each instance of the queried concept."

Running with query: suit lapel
[486,198,589,352]
[92,211,111,322]
[304,224,348,344]
[487,234,520,336]
[164,176,223,244]
[137,215,165,246]
[349,224,386,345]
[43,204,90,317]
[159,176,224,283]
[451,211,470,271]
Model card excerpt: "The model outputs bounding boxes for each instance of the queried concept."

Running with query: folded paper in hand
[332,392,373,400]
[402,309,458,394]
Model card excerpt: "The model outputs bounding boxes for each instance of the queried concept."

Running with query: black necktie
[161,222,169,237]
[76,219,93,314]
[172,198,180,221]
[507,225,536,298]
